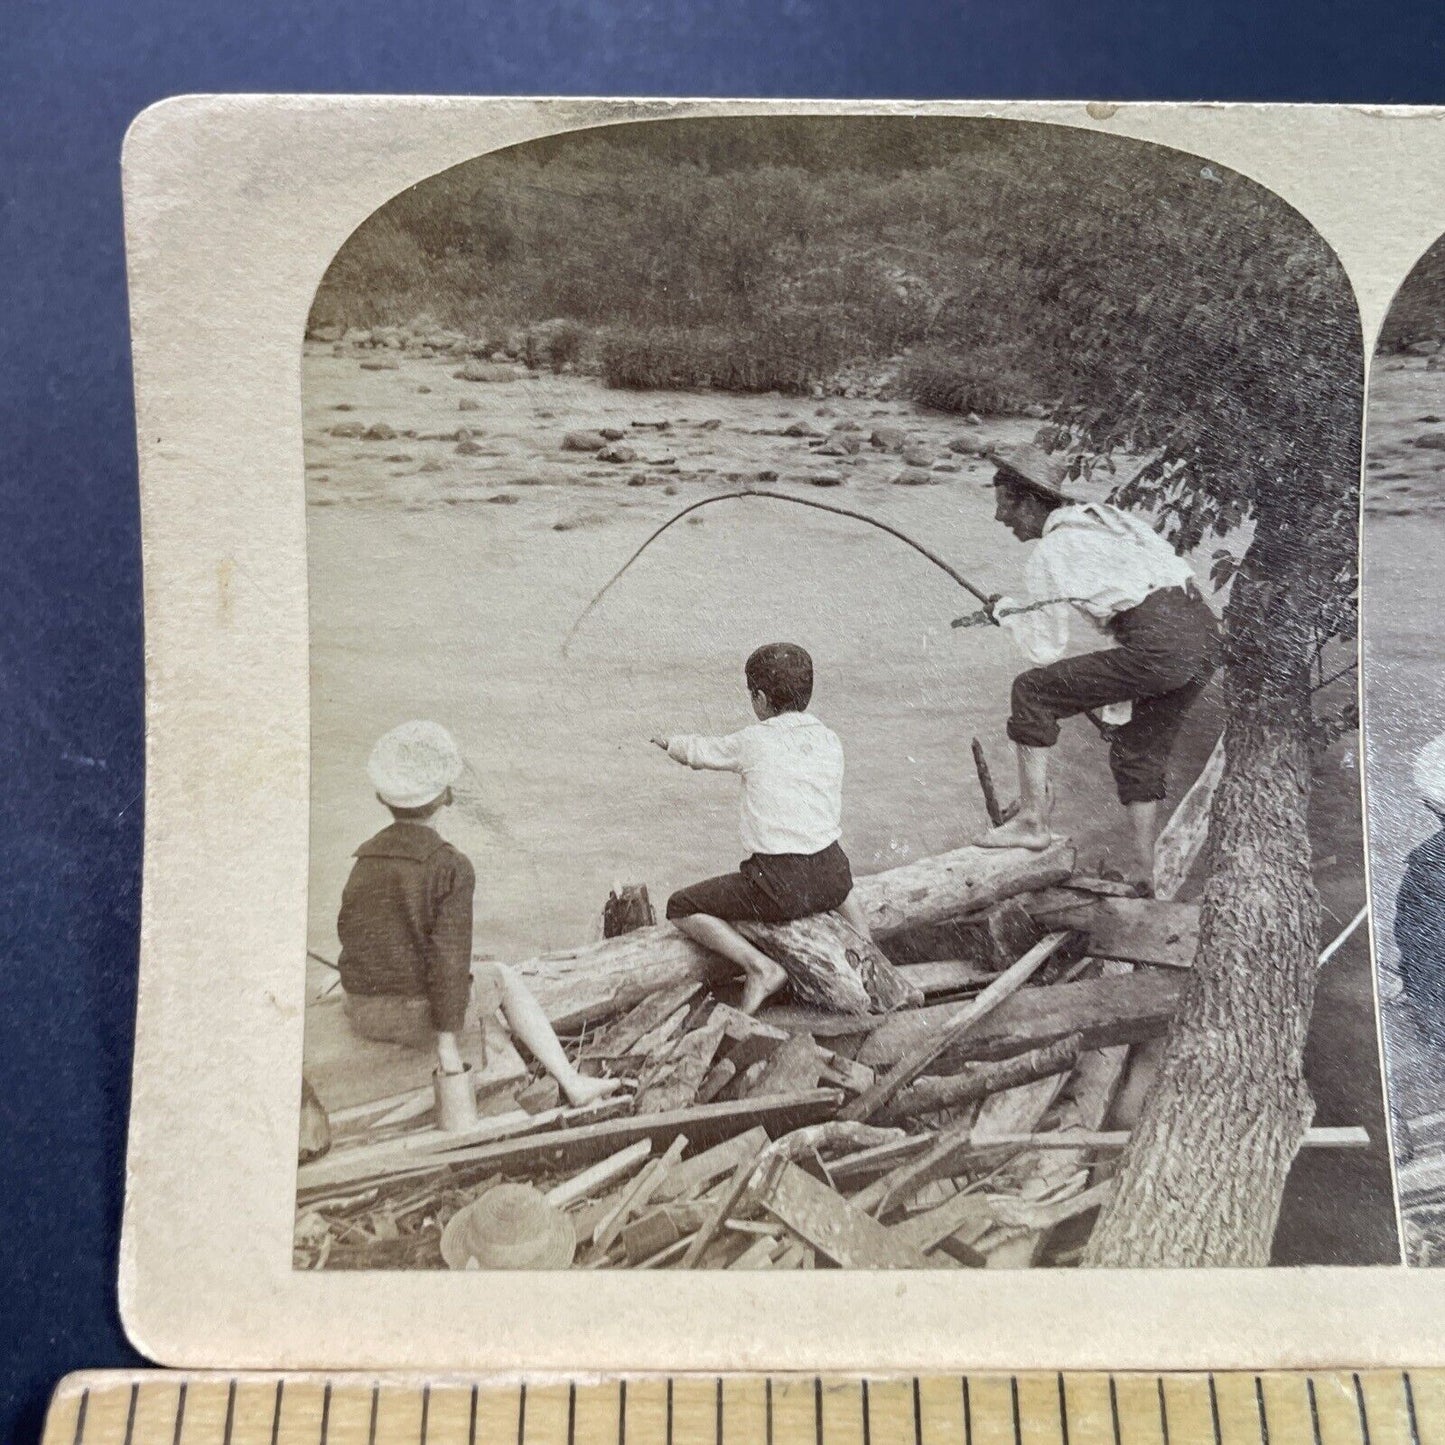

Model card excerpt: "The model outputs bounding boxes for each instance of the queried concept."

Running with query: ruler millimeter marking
[40,1372,1441,1445]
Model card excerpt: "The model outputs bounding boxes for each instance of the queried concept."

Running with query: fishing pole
[562,487,994,654]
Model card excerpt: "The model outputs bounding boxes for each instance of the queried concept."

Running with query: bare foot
[561,1074,625,1108]
[739,958,789,1015]
[976,813,1053,850]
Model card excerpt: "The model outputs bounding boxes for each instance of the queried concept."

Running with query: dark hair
[746,642,813,713]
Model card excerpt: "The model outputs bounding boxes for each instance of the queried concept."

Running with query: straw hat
[440,1184,577,1270]
[985,443,1071,504]
[1414,732,1445,814]
[367,720,464,809]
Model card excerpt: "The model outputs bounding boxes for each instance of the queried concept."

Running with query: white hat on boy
[368,720,464,809]
[1414,733,1445,815]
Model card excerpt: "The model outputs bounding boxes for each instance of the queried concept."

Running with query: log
[753,1156,931,1269]
[878,1035,1084,1123]
[1023,893,1200,969]
[737,912,922,1014]
[516,840,1076,1030]
[856,971,1187,1070]
[840,932,1074,1122]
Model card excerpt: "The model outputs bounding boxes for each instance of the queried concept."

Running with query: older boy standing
[976,444,1220,888]
[652,642,872,1013]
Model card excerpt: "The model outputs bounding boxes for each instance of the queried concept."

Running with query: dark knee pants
[1006,586,1219,806]
[666,842,853,924]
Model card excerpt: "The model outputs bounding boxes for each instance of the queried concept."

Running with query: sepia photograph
[292,114,1394,1273]
[1364,234,1445,1263]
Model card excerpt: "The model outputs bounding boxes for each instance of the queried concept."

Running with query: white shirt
[667,711,844,857]
[997,502,1196,668]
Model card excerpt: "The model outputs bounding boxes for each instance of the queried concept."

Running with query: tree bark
[1083,556,1322,1267]
[737,912,922,1014]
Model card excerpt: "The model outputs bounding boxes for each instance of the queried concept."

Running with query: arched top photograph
[293,113,1389,1275]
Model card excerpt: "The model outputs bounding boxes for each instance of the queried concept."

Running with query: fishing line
[562,487,993,654]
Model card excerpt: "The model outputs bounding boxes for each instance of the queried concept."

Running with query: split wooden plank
[696,1059,737,1105]
[295,1095,635,1190]
[889,1188,995,1253]
[619,1202,709,1264]
[989,1179,1115,1232]
[517,840,1075,1031]
[819,1053,875,1095]
[743,1034,825,1100]
[840,932,1074,1122]
[772,1240,811,1269]
[713,1003,872,1094]
[753,1156,931,1269]
[1152,734,1225,902]
[877,1034,1083,1123]
[828,1135,934,1187]
[971,1073,1068,1144]
[895,960,996,998]
[593,1136,689,1255]
[1023,893,1200,969]
[970,1125,1371,1152]
[856,970,1185,1071]
[633,1015,727,1114]
[297,1089,842,1197]
[543,1138,653,1210]
[729,1235,784,1269]
[578,982,703,1061]
[680,1138,771,1268]
[855,1064,1072,1221]
[402,1096,632,1155]
[984,964,1132,1268]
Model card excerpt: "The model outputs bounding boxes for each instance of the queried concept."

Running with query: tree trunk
[1083,556,1321,1267]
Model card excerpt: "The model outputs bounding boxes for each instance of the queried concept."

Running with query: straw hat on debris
[985,443,1072,505]
[368,720,464,810]
[440,1183,577,1270]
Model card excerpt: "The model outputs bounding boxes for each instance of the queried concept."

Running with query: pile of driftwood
[295,836,1367,1271]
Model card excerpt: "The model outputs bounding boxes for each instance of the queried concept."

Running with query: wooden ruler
[39,1371,1445,1445]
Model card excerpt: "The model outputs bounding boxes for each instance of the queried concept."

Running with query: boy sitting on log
[651,642,874,1014]
[337,720,621,1106]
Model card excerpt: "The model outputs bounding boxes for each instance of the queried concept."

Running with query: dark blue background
[2,2,1443,1441]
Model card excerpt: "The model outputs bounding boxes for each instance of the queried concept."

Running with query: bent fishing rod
[562,487,996,655]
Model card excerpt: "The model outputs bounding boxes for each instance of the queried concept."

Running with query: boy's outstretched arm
[654,730,748,772]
